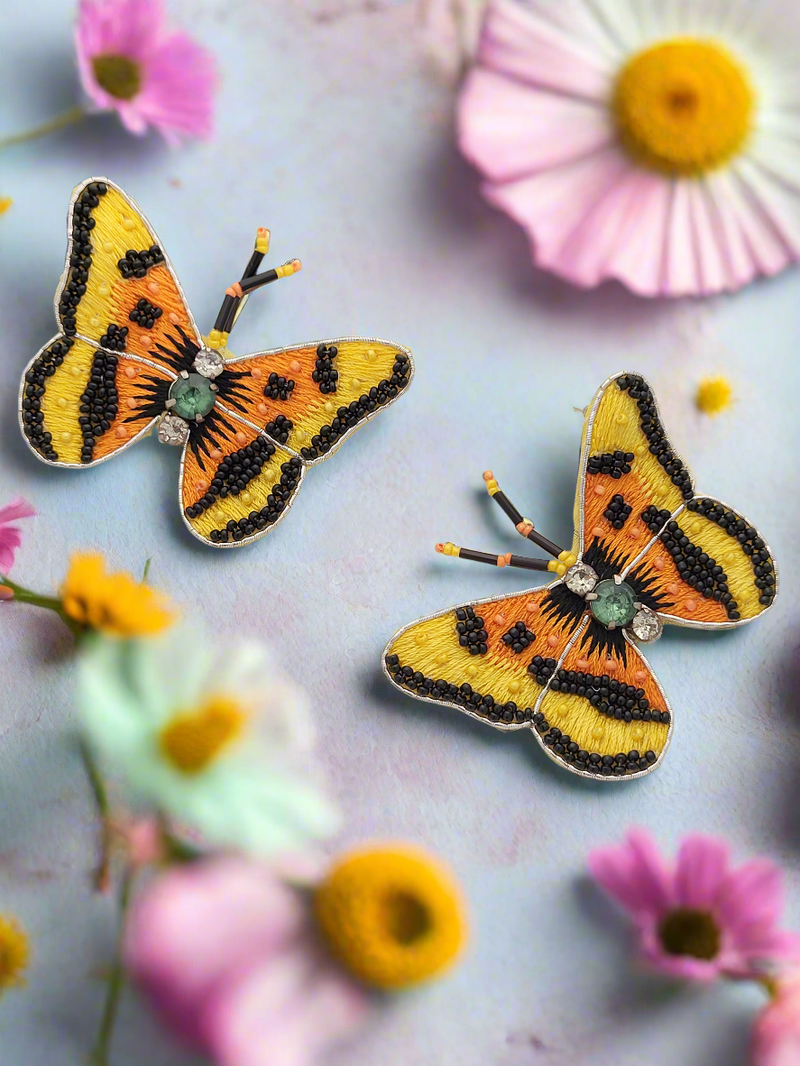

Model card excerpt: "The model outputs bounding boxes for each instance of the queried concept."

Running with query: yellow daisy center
[0,914,30,995]
[314,847,467,990]
[92,55,142,101]
[60,552,174,638]
[613,38,755,176]
[658,907,721,960]
[695,376,733,415]
[159,696,246,775]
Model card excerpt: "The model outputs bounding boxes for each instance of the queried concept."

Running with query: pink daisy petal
[674,835,730,910]
[602,171,674,296]
[698,173,760,291]
[588,828,674,917]
[0,498,36,524]
[732,155,800,260]
[716,859,786,933]
[0,530,24,574]
[132,34,217,143]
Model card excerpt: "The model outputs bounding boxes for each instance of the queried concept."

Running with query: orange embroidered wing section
[534,624,672,779]
[213,339,413,463]
[179,401,305,546]
[20,335,175,468]
[383,583,583,731]
[57,177,200,360]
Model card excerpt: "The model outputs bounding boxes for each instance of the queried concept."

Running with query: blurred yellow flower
[0,913,29,996]
[0,198,12,217]
[61,552,174,636]
[696,376,734,416]
[315,845,467,989]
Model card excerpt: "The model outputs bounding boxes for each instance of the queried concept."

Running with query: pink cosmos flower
[0,498,35,575]
[752,973,800,1066]
[589,830,800,982]
[124,857,368,1066]
[458,0,800,297]
[75,0,216,145]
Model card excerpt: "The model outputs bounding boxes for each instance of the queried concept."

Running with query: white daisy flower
[77,631,339,857]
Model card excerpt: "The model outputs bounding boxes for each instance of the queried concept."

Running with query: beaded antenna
[383,372,777,781]
[20,177,413,547]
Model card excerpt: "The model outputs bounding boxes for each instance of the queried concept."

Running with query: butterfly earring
[20,177,413,547]
[383,372,777,781]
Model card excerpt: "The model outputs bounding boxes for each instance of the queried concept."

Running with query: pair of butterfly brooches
[383,372,778,782]
[20,177,413,547]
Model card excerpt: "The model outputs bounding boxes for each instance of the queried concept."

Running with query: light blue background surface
[1,2,799,1064]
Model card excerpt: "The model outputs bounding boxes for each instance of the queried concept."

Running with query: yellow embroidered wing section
[57,177,200,359]
[213,339,413,464]
[180,403,305,546]
[383,585,580,731]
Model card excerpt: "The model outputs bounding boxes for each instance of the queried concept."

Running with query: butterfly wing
[575,371,776,627]
[21,176,200,467]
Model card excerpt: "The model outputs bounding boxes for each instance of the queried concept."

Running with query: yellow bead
[615,412,627,424]
[508,680,521,694]
[435,651,448,665]
[57,397,67,409]
[364,348,377,361]
[466,664,478,678]
[122,216,135,231]
[324,401,335,413]
[102,240,113,253]
[592,725,605,739]
[98,282,110,297]
[60,431,71,442]
[414,633,427,646]
[241,491,252,504]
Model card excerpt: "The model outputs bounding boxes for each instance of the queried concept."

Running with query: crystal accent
[630,607,663,643]
[194,347,225,379]
[168,373,217,421]
[157,413,190,446]
[589,578,638,628]
[564,561,599,597]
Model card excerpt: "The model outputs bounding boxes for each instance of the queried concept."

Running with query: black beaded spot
[548,666,670,727]
[129,298,163,331]
[455,605,488,656]
[502,621,535,654]
[604,494,632,529]
[383,655,533,726]
[642,505,740,619]
[184,436,277,520]
[685,497,776,611]
[22,336,75,461]
[264,414,293,445]
[98,322,128,352]
[300,351,411,460]
[58,180,108,335]
[79,351,119,463]
[208,456,303,543]
[116,245,165,280]
[313,343,338,395]
[528,655,557,686]
[616,374,693,500]
[263,372,295,402]
[587,451,634,479]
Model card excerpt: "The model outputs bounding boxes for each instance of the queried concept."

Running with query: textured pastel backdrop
[1,2,799,1065]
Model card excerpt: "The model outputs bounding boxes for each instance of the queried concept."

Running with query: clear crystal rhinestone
[630,607,663,643]
[157,413,190,446]
[564,561,599,597]
[194,347,225,379]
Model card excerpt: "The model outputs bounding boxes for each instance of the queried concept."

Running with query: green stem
[91,867,134,1066]
[80,741,113,893]
[142,558,152,583]
[0,574,83,637]
[0,106,85,149]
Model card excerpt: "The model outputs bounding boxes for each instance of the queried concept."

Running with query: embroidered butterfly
[382,373,777,781]
[19,177,414,548]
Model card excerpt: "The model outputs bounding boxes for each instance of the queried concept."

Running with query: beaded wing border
[383,372,777,782]
[19,177,414,548]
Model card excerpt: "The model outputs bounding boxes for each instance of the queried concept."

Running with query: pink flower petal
[458,67,613,183]
[589,828,674,918]
[716,859,786,934]
[662,181,698,296]
[734,154,800,260]
[696,172,759,291]
[602,172,673,296]
[0,531,23,574]
[674,835,730,910]
[0,498,36,525]
[128,33,216,143]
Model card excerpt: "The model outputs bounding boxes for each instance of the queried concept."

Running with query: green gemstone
[169,374,217,421]
[589,579,637,628]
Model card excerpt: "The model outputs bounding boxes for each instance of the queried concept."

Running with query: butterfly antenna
[208,227,272,349]
[435,542,551,572]
[482,471,566,559]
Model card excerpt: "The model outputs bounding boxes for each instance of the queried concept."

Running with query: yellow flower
[0,913,29,995]
[314,845,467,989]
[696,376,734,416]
[0,198,12,217]
[61,552,174,637]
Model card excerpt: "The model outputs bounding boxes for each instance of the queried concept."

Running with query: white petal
[602,171,674,296]
[733,152,800,257]
[697,172,759,290]
[687,180,729,294]
[707,164,791,278]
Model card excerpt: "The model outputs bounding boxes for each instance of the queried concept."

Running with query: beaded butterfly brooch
[383,372,777,781]
[19,177,413,547]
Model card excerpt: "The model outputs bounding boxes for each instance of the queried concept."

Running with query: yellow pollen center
[0,915,29,994]
[92,54,142,100]
[159,696,245,775]
[382,891,432,945]
[613,38,754,176]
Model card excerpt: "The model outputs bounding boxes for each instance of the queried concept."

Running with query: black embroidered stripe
[78,351,119,463]
[209,457,303,543]
[616,374,693,500]
[686,498,776,609]
[300,351,411,460]
[313,343,338,394]
[548,667,670,724]
[587,451,633,478]
[116,245,165,279]
[58,180,108,336]
[604,494,632,529]
[384,655,532,725]
[501,621,535,653]
[184,436,277,519]
[455,605,488,656]
[129,298,163,330]
[22,336,74,461]
[533,710,659,777]
[123,374,172,426]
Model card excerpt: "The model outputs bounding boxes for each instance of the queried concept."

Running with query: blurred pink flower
[0,498,35,574]
[589,829,800,983]
[75,0,216,145]
[124,858,368,1066]
[458,0,800,297]
[752,973,800,1066]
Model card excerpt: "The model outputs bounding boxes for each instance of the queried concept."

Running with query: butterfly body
[20,178,414,548]
[383,372,777,781]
